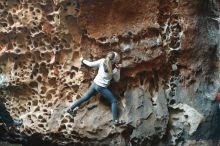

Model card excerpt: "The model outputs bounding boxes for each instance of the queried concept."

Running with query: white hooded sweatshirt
[82,58,120,87]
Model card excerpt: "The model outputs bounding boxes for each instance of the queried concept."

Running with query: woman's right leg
[69,83,96,110]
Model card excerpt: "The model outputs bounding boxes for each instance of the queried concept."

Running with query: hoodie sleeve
[112,68,120,82]
[82,59,104,67]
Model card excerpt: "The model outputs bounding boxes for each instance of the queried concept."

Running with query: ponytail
[104,56,113,74]
[104,52,115,74]
[103,52,120,74]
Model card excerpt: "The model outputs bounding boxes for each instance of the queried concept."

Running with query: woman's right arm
[82,59,103,67]
[112,68,120,82]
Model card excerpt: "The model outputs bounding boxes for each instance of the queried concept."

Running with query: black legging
[0,102,14,127]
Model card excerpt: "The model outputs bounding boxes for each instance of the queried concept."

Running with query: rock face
[0,0,220,145]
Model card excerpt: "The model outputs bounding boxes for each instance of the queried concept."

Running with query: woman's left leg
[97,87,118,121]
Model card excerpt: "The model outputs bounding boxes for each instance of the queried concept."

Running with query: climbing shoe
[65,107,78,116]
[7,126,21,137]
[113,120,126,126]
[13,119,23,127]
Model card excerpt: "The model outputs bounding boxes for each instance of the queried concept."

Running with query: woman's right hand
[80,57,84,64]
[115,64,122,69]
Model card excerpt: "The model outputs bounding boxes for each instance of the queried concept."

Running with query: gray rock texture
[0,0,220,146]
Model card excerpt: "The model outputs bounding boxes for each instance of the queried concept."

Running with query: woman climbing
[65,52,125,126]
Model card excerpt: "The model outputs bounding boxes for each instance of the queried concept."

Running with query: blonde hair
[104,52,119,75]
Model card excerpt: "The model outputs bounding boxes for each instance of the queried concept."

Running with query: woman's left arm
[112,68,120,82]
